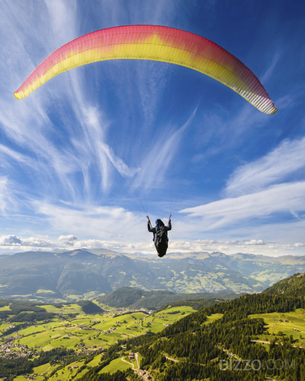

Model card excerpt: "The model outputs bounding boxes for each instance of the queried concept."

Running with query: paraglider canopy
[14,25,277,114]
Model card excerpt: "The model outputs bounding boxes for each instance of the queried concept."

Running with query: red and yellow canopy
[14,25,277,114]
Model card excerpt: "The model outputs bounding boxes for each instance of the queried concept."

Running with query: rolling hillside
[263,272,305,297]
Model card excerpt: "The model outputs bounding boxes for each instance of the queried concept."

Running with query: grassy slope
[100,357,132,374]
[249,308,305,346]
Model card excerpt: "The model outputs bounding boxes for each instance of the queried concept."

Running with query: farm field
[100,357,132,374]
[14,360,86,381]
[202,313,223,325]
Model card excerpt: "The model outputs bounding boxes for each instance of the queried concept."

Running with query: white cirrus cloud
[132,108,197,191]
[0,177,20,213]
[226,136,305,197]
[180,181,305,230]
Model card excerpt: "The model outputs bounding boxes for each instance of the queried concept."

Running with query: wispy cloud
[0,177,18,213]
[80,106,140,188]
[132,108,197,191]
[181,181,305,230]
[180,126,305,245]
[32,200,144,241]
[226,136,305,197]
[45,0,77,43]
[260,50,281,84]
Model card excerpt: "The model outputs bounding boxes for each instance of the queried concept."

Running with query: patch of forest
[0,347,76,379]
[76,300,104,314]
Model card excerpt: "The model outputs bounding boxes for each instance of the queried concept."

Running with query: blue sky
[0,0,305,256]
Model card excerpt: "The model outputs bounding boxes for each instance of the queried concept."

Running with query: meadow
[249,308,305,347]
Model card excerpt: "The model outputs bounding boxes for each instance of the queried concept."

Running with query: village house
[137,369,152,380]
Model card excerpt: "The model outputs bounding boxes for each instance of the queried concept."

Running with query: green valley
[1,280,305,380]
[1,253,305,380]
[0,298,196,380]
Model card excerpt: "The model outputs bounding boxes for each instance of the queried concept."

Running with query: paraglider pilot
[147,216,172,257]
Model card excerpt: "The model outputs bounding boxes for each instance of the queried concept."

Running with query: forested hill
[97,286,237,309]
[81,291,305,380]
[263,272,305,297]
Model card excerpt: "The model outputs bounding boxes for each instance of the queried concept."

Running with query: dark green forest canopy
[133,293,305,381]
[263,272,305,297]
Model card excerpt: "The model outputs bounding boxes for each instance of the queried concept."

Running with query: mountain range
[1,249,305,301]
